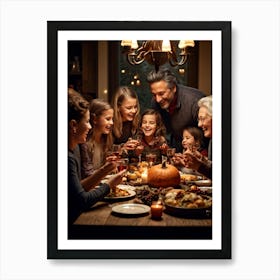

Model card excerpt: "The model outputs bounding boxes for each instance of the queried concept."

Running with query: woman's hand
[100,161,117,175]
[122,138,139,151]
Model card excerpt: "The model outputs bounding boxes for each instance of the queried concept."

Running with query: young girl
[111,86,140,144]
[133,109,168,164]
[80,99,114,175]
[181,126,208,157]
[172,126,208,172]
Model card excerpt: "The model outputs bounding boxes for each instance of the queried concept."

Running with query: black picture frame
[47,21,231,259]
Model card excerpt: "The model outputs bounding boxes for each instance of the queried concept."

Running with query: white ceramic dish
[112,204,150,215]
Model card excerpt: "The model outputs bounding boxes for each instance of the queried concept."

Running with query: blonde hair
[111,86,140,138]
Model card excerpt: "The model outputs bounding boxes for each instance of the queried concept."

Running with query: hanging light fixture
[121,40,195,71]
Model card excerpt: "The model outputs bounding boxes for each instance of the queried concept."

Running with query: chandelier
[121,40,195,71]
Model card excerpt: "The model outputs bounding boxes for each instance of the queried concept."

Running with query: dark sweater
[68,149,110,224]
[152,84,205,152]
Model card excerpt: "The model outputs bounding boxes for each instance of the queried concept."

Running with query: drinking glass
[146,153,157,167]
[166,148,176,164]
[116,158,129,173]
[135,135,144,163]
[111,144,122,158]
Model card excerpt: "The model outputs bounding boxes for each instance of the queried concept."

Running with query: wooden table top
[70,196,212,240]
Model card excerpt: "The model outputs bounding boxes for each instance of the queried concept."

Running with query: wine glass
[146,153,156,167]
[166,148,176,164]
[116,158,129,173]
[135,135,144,163]
[111,144,122,158]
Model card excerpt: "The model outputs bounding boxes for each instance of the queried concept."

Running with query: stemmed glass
[166,148,176,164]
[146,153,156,167]
[111,144,122,158]
[116,158,129,173]
[135,135,144,163]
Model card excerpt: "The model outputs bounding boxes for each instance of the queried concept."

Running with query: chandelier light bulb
[161,40,171,52]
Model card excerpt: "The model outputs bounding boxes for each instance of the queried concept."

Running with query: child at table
[182,126,208,156]
[79,98,115,178]
[173,126,208,172]
[132,109,168,164]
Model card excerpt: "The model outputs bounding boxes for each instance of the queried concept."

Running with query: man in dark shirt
[147,68,205,152]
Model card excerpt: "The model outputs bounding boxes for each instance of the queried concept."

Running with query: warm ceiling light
[121,40,195,71]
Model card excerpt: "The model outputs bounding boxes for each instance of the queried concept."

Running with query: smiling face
[119,97,138,122]
[150,80,176,110]
[198,106,212,138]
[74,110,91,144]
[141,114,157,138]
[94,108,114,135]
[182,129,197,150]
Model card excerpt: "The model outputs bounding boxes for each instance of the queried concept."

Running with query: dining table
[69,183,212,240]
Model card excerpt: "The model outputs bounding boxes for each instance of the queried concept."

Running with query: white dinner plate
[112,204,150,215]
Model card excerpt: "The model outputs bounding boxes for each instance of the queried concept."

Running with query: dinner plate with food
[103,187,136,202]
[180,172,212,187]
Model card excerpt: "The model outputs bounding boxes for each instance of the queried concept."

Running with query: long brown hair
[86,99,113,158]
[111,86,140,138]
[137,109,166,138]
[182,126,206,151]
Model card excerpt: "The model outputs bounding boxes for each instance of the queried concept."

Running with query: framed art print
[47,21,231,259]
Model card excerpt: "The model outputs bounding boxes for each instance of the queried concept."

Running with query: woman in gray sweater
[68,91,125,224]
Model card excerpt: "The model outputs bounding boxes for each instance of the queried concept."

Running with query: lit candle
[151,204,163,219]
[141,169,148,183]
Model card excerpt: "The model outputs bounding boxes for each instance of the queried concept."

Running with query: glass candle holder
[150,201,163,219]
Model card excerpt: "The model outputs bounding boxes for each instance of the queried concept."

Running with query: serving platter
[163,188,212,218]
[164,203,212,218]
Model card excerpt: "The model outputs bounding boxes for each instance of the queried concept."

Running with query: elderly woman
[68,91,125,224]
